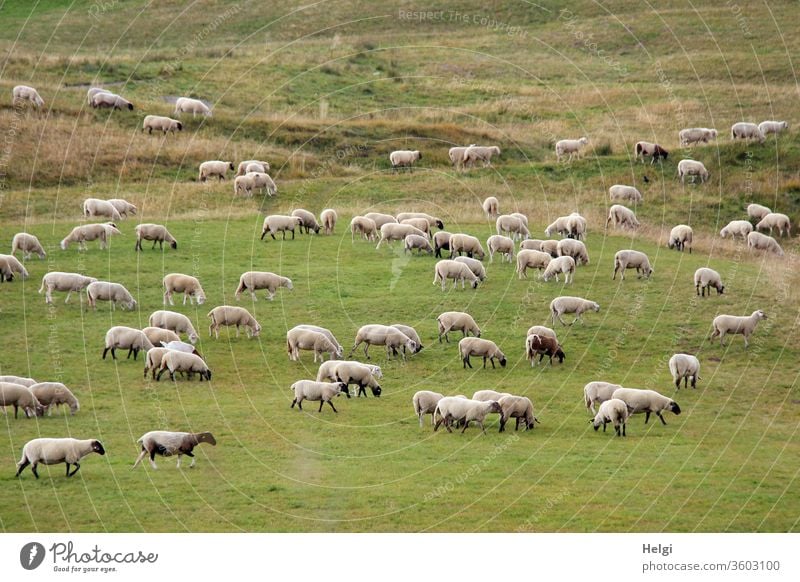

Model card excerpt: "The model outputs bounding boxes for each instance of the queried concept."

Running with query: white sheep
[583,381,623,414]
[555,137,589,162]
[133,431,216,469]
[236,160,270,176]
[29,382,79,416]
[91,91,134,110]
[458,337,506,369]
[0,375,37,387]
[389,150,422,171]
[719,220,753,240]
[606,204,640,230]
[199,160,235,182]
[160,340,201,355]
[175,97,212,117]
[516,249,551,279]
[482,196,499,218]
[0,382,43,418]
[566,213,587,240]
[472,389,512,402]
[246,172,278,196]
[448,145,475,170]
[412,390,444,427]
[746,203,772,221]
[613,250,653,280]
[486,235,515,263]
[758,120,789,137]
[755,213,791,237]
[731,122,765,144]
[433,397,502,434]
[156,350,211,381]
[400,217,431,237]
[291,209,321,234]
[235,271,293,301]
[433,231,452,258]
[609,184,643,204]
[332,361,382,397]
[135,223,177,251]
[142,115,182,134]
[233,174,256,197]
[678,127,717,146]
[449,233,486,259]
[453,256,486,281]
[107,198,137,218]
[350,216,378,242]
[463,145,501,168]
[541,255,576,283]
[16,438,105,479]
[544,216,572,238]
[12,85,44,109]
[495,215,529,241]
[591,399,630,436]
[60,223,120,251]
[39,272,97,304]
[550,296,600,326]
[207,306,261,339]
[290,380,347,413]
[498,395,538,432]
[103,326,154,360]
[747,231,784,256]
[668,225,693,253]
[694,267,725,296]
[404,234,433,255]
[375,223,426,249]
[86,281,137,310]
[0,254,29,282]
[611,387,681,425]
[320,209,337,234]
[11,233,46,260]
[527,325,557,342]
[437,311,480,343]
[677,159,709,184]
[286,328,339,362]
[142,327,181,347]
[363,212,397,229]
[390,324,423,355]
[148,310,200,344]
[711,310,767,348]
[316,360,382,383]
[163,273,206,305]
[87,88,111,106]
[261,215,302,240]
[143,347,170,380]
[669,354,700,389]
[432,259,479,291]
[349,324,416,361]
[556,239,589,265]
[294,325,344,356]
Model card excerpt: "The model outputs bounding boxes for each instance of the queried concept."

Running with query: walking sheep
[525,333,565,366]
[458,337,506,369]
[60,223,120,251]
[286,328,340,362]
[694,268,724,296]
[710,310,767,348]
[16,438,105,479]
[433,397,502,434]
[731,122,765,144]
[669,354,700,389]
[677,159,709,184]
[175,97,212,117]
[758,121,788,137]
[149,310,200,344]
[634,141,669,164]
[349,324,417,361]
[0,383,43,418]
[550,296,600,326]
[291,380,348,413]
[613,250,653,280]
[498,395,538,432]
[755,213,791,237]
[583,381,623,414]
[235,271,293,301]
[463,145,501,168]
[389,150,422,171]
[555,137,589,162]
[412,390,444,427]
[163,273,206,305]
[678,127,717,146]
[261,215,303,240]
[29,382,79,416]
[207,306,261,339]
[133,431,216,469]
[437,311,481,343]
[199,161,235,182]
[611,387,681,425]
[448,145,475,170]
[142,115,182,134]
[11,233,46,260]
[102,326,154,360]
[39,272,97,304]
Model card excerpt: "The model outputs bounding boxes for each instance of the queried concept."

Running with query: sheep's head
[716,284,725,295]
[188,331,199,344]
[754,310,767,320]
[176,122,183,131]
[370,385,382,397]
[488,401,502,413]
[592,302,600,312]
[285,279,294,291]
[591,417,602,431]
[668,401,681,415]
[336,382,349,396]
[197,432,217,446]
[170,240,178,249]
[470,279,479,289]
[555,347,566,363]
[435,219,444,230]
[127,103,134,111]
[92,440,106,455]
[498,355,507,367]
[126,299,137,310]
[195,292,206,305]
[251,323,262,338]
[579,137,589,145]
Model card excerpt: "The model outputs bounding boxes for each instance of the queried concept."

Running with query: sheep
[320,208,337,234]
[755,213,791,237]
[495,215,529,241]
[669,354,700,389]
[412,390,444,427]
[606,204,640,230]
[453,256,487,281]
[463,145,501,168]
[544,216,571,239]
[11,233,46,260]
[555,137,589,162]
[135,223,177,251]
[433,397,502,434]
[437,311,480,343]
[677,159,709,184]
[291,209,321,234]
[0,375,37,387]
[16,438,105,479]
[293,325,344,356]
[389,150,422,171]
[38,272,97,304]
[448,145,475,169]
[511,212,529,227]
[525,333,565,366]
[87,88,111,106]
[199,160,235,182]
[350,216,378,242]
[486,235,515,263]
[160,340,202,356]
[163,273,206,306]
[333,361,381,397]
[541,255,576,283]
[520,238,544,251]
[291,380,347,413]
[349,324,417,361]
[133,431,216,469]
[156,350,212,381]
[433,231,452,258]
[0,254,29,282]
[611,387,681,425]
[235,271,293,301]
[236,160,270,176]
[556,239,589,265]
[747,231,784,256]
[233,174,256,197]
[433,259,480,291]
[363,212,397,229]
[261,215,302,240]
[613,249,653,280]
[458,337,506,369]
[591,399,630,436]
[583,381,623,414]
[316,360,382,382]
[678,127,717,146]
[634,141,669,164]
[390,324,423,355]
[758,120,789,137]
[102,326,154,360]
[667,224,693,253]
[174,97,212,117]
[550,296,600,326]
[400,217,432,237]
[86,281,137,311]
[12,85,44,109]
[404,234,433,255]
[107,198,137,218]
[719,220,753,240]
[609,184,643,204]
[566,213,587,240]
[60,223,120,251]
[207,305,261,339]
[246,172,277,196]
[148,310,200,344]
[498,395,538,432]
[482,196,499,218]
[527,325,557,342]
[747,203,772,221]
[29,382,79,416]
[711,310,767,348]
[472,389,512,403]
[142,327,181,348]
[731,122,765,144]
[0,382,43,418]
[692,267,725,298]
[91,91,134,110]
[449,233,486,259]
[142,115,182,134]
[516,249,551,279]
[287,328,340,362]
[375,223,426,249]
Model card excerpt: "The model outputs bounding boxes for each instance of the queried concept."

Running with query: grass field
[0,0,799,533]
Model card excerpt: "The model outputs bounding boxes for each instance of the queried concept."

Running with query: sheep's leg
[657,412,667,425]
[463,355,472,369]
[327,400,338,413]
[67,462,81,477]
[31,463,39,479]
[127,347,134,359]
[188,454,196,468]
[15,458,30,477]
[644,411,651,424]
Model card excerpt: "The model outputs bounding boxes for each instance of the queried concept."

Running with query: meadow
[0,0,798,532]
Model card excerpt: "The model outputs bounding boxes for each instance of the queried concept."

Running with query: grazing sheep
[133,431,216,469]
[82,198,121,221]
[107,198,137,218]
[142,327,181,347]
[293,325,344,356]
[516,249,552,279]
[612,387,681,425]
[291,380,347,413]
[527,325,557,342]
[711,310,767,348]
[498,395,538,432]
[731,122,765,143]
[400,217,432,237]
[495,215,529,241]
[449,233,486,259]
[557,239,589,265]
[148,310,200,344]
[668,225,693,253]
[755,213,791,237]
[448,145,475,170]
[758,120,789,137]
[91,91,134,110]
[163,273,206,306]
[413,390,444,427]
[287,328,340,362]
[719,220,753,240]
[0,383,42,418]
[404,234,433,255]
[437,311,480,343]
[174,97,212,117]
[39,272,97,304]
[555,137,589,162]
[0,254,29,282]
[486,235,515,263]
[550,296,600,326]
[747,203,772,221]
[142,115,182,134]
[390,324,423,355]
[60,223,120,251]
[29,382,79,416]
[199,160,235,182]
[613,250,653,280]
[677,159,709,184]
[669,354,700,389]
[86,281,137,311]
[208,306,261,339]
[609,185,643,204]
[363,212,397,229]
[458,337,506,369]
[102,326,154,360]
[12,85,44,109]
[541,255,576,283]
[544,216,572,238]
[375,223,426,249]
[525,333,565,366]
[291,209,321,234]
[0,375,37,387]
[350,216,378,242]
[433,259,480,290]
[156,351,211,381]
[463,145,501,168]
[235,271,293,301]
[591,399,630,436]
[349,324,417,361]
[246,172,277,196]
[511,212,529,227]
[135,223,177,251]
[583,381,623,415]
[333,361,381,397]
[261,215,302,240]
[694,268,725,297]
[10,233,46,260]
[747,231,784,256]
[320,209,337,234]
[316,360,382,383]
[606,204,640,230]
[389,150,422,171]
[87,88,111,105]
[566,213,587,240]
[634,141,669,164]
[16,438,104,479]
[453,256,487,281]
[233,174,256,197]
[678,127,717,146]
[433,231,452,258]
[482,196,499,218]
[433,397,502,434]
[236,160,270,176]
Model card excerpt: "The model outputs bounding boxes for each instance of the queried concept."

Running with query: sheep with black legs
[102,326,153,360]
[149,310,200,344]
[39,272,97,304]
[583,381,623,415]
[433,397,502,434]
[669,354,700,389]
[16,438,104,479]
[0,382,43,418]
[133,431,216,469]
[611,387,681,425]
[156,351,211,381]
[290,380,347,413]
[694,268,724,296]
[591,399,630,436]
[235,271,292,301]
[458,337,506,369]
[550,296,600,326]
[498,396,538,432]
[29,382,79,415]
[135,224,177,250]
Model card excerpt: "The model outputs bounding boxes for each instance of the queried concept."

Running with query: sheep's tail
[38,278,45,294]
[584,390,592,411]
[235,279,246,297]
[433,402,442,426]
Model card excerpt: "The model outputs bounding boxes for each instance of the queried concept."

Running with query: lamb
[236,160,270,176]
[463,145,501,168]
[287,328,340,362]
[0,254,29,282]
[156,350,212,381]
[12,85,45,109]
[755,213,791,237]
[746,203,772,221]
[731,122,765,144]
[453,256,487,281]
[233,174,256,197]
[291,380,347,413]
[29,382,79,415]
[261,215,302,240]
[389,150,422,171]
[606,204,640,230]
[458,337,506,369]
[747,231,784,256]
[758,120,789,137]
[390,324,423,354]
[142,115,182,134]
[557,239,589,265]
[163,273,206,305]
[495,215,529,241]
[0,382,43,418]
[86,281,137,310]
[694,267,725,296]
[412,390,444,427]
[16,438,105,479]
[91,91,134,110]
[555,137,589,162]
[320,209,337,234]
[449,233,486,259]
[678,127,717,146]
[333,361,381,397]
[107,198,137,218]
[611,387,681,425]
[448,145,475,169]
[613,250,653,280]
[349,324,417,361]
[60,223,120,251]
[437,311,481,343]
[433,231,452,258]
[350,216,378,242]
[634,141,669,164]
[87,88,111,106]
[291,209,321,234]
[135,223,177,251]
[142,348,169,379]
[207,306,261,339]
[133,431,216,469]
[433,397,502,434]
[363,212,397,229]
[199,161,235,182]
[583,381,623,414]
[174,97,212,117]
[0,375,37,387]
[432,259,480,291]
[667,224,693,253]
[669,354,700,389]
[550,296,600,326]
[719,220,753,240]
[246,172,277,196]
[710,310,767,348]
[677,159,709,184]
[498,395,537,432]
[142,327,181,347]
[591,399,630,436]
[541,255,576,283]
[148,310,200,344]
[609,184,643,204]
[482,196,499,218]
[11,233,46,260]
[525,333,565,366]
[404,234,433,255]
[102,326,154,360]
[516,249,551,279]
[293,325,344,356]
[235,271,293,301]
[375,223,426,248]
[39,272,97,304]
